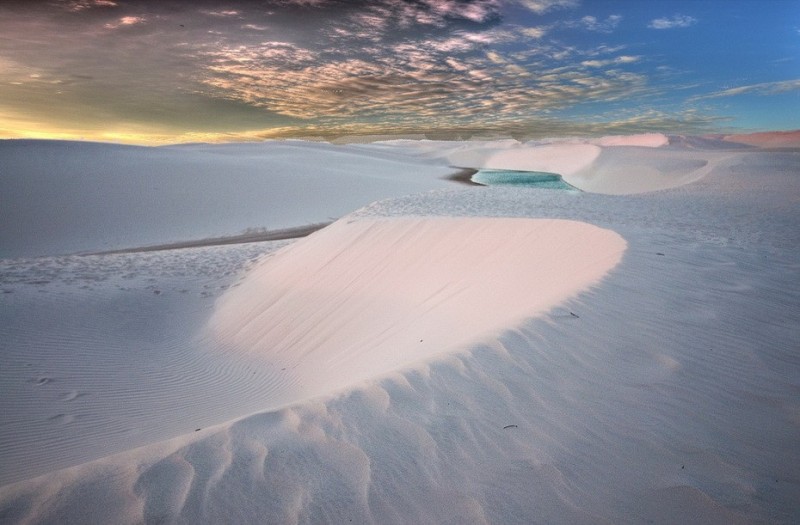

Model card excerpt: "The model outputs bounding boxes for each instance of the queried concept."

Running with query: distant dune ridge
[1,134,799,524]
[721,129,800,148]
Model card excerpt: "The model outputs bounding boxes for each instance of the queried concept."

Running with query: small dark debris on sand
[503,424,518,430]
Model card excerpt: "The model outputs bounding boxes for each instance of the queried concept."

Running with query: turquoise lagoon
[471,169,578,190]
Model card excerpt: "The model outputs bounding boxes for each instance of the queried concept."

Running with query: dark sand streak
[86,222,332,255]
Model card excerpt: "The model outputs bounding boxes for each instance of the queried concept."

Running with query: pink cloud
[104,16,145,29]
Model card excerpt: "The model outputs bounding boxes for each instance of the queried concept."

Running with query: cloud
[615,55,639,64]
[419,0,500,23]
[237,105,724,141]
[201,10,241,18]
[579,14,622,32]
[5,0,709,144]
[206,41,318,65]
[104,15,146,29]
[485,51,505,64]
[516,0,579,14]
[0,56,52,86]
[314,0,504,44]
[200,25,654,127]
[550,14,621,34]
[62,0,117,11]
[272,0,328,6]
[648,15,697,29]
[519,26,547,39]
[692,79,800,100]
[574,108,727,135]
[581,55,640,68]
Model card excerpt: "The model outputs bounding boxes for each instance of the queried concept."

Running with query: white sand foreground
[1,136,798,523]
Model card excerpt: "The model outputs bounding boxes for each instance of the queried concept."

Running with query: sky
[0,0,798,144]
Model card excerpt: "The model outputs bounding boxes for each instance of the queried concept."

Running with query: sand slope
[209,217,626,404]
[0,140,454,258]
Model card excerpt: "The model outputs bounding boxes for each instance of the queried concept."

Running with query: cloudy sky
[1,0,798,144]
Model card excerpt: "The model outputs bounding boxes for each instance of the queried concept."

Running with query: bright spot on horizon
[0,0,798,144]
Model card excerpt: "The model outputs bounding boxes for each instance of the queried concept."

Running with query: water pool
[472,169,578,190]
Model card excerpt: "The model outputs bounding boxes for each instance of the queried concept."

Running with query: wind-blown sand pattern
[1,137,799,524]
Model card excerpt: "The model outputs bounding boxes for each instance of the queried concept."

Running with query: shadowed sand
[444,167,482,186]
[0,140,456,259]
[86,222,331,255]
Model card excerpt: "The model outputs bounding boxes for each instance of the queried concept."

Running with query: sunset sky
[1,0,798,144]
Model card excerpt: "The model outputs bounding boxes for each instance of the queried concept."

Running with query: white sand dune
[371,132,726,195]
[588,132,670,147]
[0,140,454,258]
[565,146,732,194]
[209,217,625,405]
[722,130,800,149]
[1,137,798,524]
[449,143,603,178]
